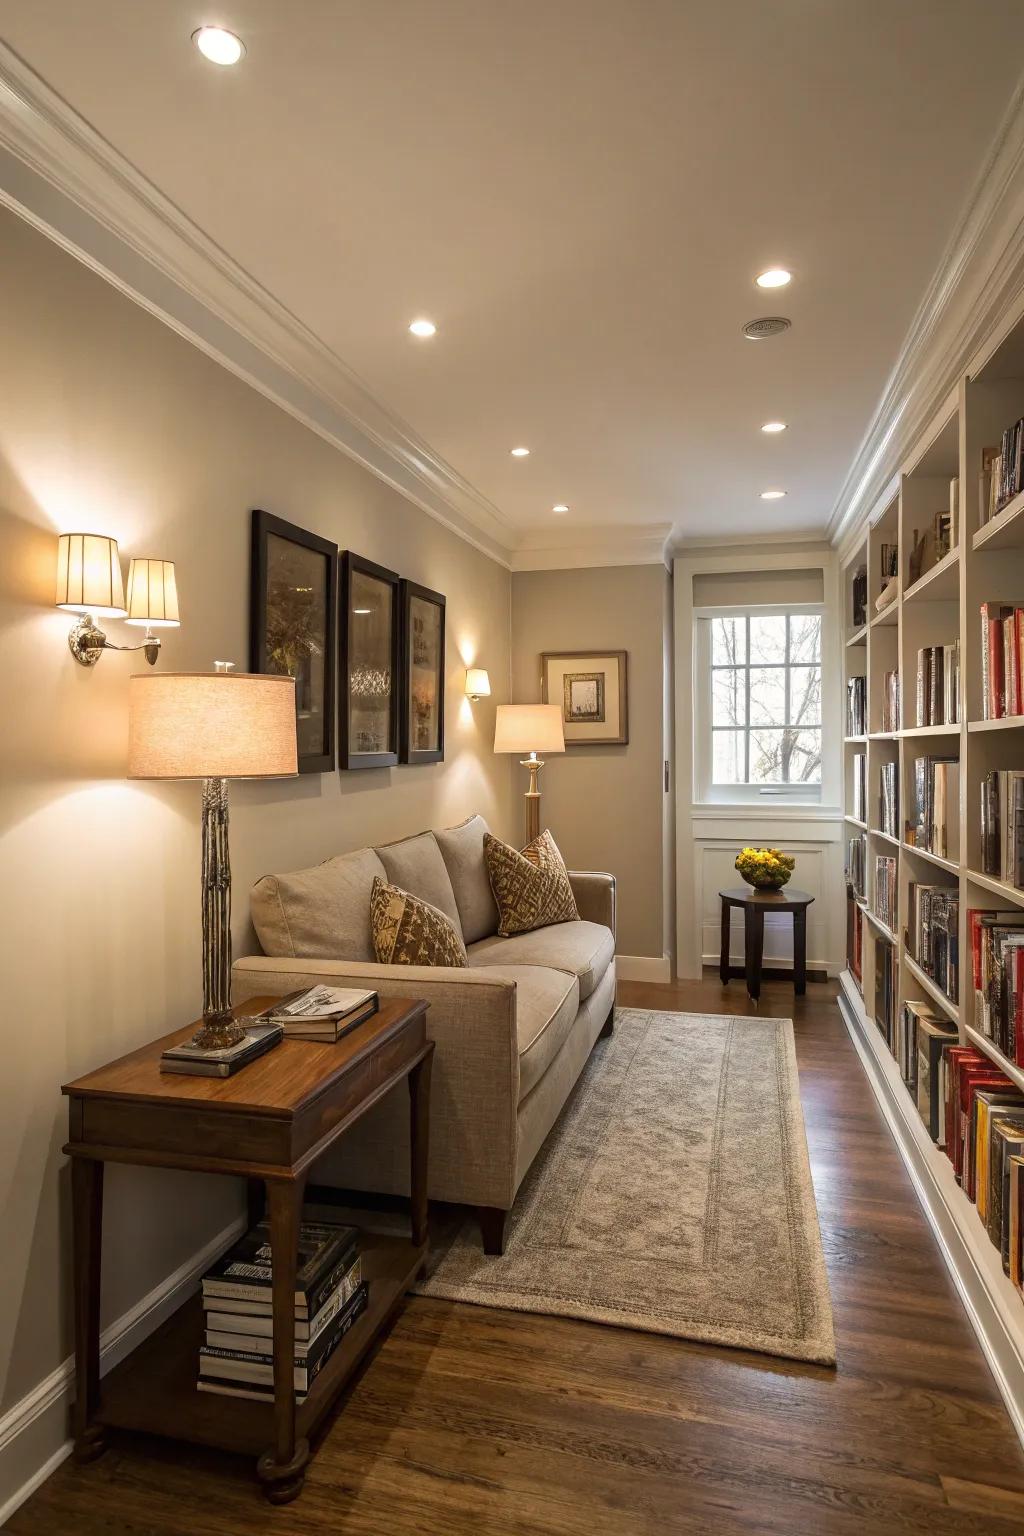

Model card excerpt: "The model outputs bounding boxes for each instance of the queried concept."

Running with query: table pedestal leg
[719,902,731,985]
[744,908,765,1004]
[72,1156,106,1462]
[793,907,808,996]
[256,1177,309,1504]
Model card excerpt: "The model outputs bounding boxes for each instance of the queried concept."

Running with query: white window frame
[693,601,824,805]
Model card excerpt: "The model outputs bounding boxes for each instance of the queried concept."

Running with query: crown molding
[509,523,672,572]
[828,73,1024,548]
[0,44,518,566]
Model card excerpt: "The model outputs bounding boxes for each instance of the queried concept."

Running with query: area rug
[415,1008,835,1365]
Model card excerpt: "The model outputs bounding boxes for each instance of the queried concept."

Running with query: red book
[958,1067,1011,1185]
[970,909,985,991]
[946,1047,986,1165]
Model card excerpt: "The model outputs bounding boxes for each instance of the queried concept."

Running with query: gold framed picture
[541,650,628,745]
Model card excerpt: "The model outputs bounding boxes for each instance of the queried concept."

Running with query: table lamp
[494,703,564,843]
[128,663,297,1049]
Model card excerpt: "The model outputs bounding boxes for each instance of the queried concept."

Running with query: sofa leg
[478,1206,508,1256]
[599,1006,615,1039]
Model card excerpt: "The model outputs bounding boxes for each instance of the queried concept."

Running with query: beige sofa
[232,815,616,1253]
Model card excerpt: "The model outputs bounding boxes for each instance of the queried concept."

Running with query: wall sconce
[57,534,180,667]
[466,668,491,701]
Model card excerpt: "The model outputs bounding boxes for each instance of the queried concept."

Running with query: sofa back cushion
[375,831,462,933]
[251,846,388,959]
[434,814,500,944]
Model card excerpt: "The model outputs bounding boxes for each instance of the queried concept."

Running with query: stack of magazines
[199,1217,367,1402]
[160,1021,283,1078]
[257,985,379,1042]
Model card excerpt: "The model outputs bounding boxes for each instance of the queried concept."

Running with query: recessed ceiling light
[510,446,530,458]
[756,268,791,289]
[409,318,436,338]
[760,489,787,500]
[761,421,788,434]
[552,504,569,514]
[353,607,372,615]
[192,26,245,65]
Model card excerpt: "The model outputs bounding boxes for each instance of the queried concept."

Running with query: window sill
[690,803,843,821]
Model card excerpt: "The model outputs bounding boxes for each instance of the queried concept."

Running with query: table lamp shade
[128,673,297,779]
[125,559,180,627]
[494,703,564,755]
[55,533,126,618]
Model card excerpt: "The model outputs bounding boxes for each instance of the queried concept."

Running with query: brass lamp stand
[493,704,565,843]
[522,752,544,844]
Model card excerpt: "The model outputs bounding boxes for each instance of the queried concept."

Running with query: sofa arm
[231,955,521,1207]
[569,871,616,937]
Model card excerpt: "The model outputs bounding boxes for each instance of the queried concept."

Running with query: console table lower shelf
[95,1234,423,1458]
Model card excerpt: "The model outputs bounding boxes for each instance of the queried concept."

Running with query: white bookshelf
[839,329,1024,1445]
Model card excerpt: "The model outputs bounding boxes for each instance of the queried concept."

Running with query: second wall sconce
[56,534,180,667]
[466,668,491,701]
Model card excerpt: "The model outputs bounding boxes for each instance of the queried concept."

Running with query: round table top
[719,886,814,907]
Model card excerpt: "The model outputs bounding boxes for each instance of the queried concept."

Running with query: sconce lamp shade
[466,668,491,699]
[55,533,126,617]
[128,672,298,779]
[125,559,180,627]
[494,703,564,755]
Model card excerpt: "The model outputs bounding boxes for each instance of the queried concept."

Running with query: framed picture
[399,580,446,765]
[542,650,629,746]
[250,509,337,773]
[339,552,401,770]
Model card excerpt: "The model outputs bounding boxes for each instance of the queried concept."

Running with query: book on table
[159,1022,283,1077]
[254,984,379,1042]
[198,1285,369,1401]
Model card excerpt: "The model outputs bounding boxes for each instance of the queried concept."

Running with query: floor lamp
[494,703,565,844]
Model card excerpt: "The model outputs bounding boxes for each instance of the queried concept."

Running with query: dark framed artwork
[542,650,629,745]
[250,509,337,773]
[339,552,401,770]
[399,580,446,765]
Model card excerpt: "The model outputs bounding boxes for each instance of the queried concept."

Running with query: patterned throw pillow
[483,829,580,938]
[369,877,467,967]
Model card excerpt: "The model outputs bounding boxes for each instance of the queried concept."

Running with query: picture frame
[399,580,446,765]
[250,509,337,773]
[542,650,629,746]
[339,552,401,770]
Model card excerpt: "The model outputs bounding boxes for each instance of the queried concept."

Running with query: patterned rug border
[415,1009,836,1367]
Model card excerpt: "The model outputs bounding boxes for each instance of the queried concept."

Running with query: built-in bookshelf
[839,336,1024,1445]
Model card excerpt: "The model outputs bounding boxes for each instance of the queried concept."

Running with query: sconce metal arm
[68,615,161,667]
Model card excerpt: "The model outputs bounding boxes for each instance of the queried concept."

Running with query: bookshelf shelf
[870,828,900,846]
[843,735,867,745]
[901,842,960,875]
[903,547,959,603]
[869,730,899,740]
[845,625,868,648]
[964,868,1024,907]
[864,908,897,944]
[899,722,960,738]
[904,955,959,1023]
[870,603,899,628]
[972,486,1024,552]
[844,814,867,829]
[963,1025,1024,1096]
[967,716,1024,732]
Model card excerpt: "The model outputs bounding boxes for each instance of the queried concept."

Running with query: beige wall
[0,206,515,1424]
[510,564,671,958]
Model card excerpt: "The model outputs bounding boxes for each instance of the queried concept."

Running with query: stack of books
[846,676,866,737]
[852,752,866,822]
[874,855,897,932]
[907,882,959,1002]
[160,1021,283,1078]
[969,909,1024,1062]
[980,603,1024,719]
[256,985,379,1042]
[979,422,1024,525]
[872,938,898,1046]
[879,760,898,838]
[198,1218,367,1402]
[907,755,959,860]
[847,833,866,901]
[880,670,900,732]
[981,771,1024,887]
[914,643,959,726]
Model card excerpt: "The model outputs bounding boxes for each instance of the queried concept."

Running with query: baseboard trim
[837,969,1024,1451]
[615,953,672,983]
[0,1212,246,1526]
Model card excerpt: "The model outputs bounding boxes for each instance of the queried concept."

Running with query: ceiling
[3,1,1024,554]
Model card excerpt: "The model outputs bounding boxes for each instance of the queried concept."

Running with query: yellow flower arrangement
[734,846,795,890]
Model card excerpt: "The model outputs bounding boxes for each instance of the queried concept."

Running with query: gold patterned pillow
[483,829,580,938]
[369,877,467,967]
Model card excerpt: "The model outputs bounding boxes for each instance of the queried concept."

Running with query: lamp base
[190,1012,246,1051]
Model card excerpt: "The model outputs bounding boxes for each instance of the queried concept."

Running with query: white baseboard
[837,970,1024,1450]
[616,953,672,983]
[0,1213,246,1527]
[701,950,842,978]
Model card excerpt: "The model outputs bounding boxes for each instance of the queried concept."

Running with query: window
[695,608,822,802]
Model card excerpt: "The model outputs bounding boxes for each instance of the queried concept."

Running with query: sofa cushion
[484,829,579,937]
[468,919,615,1001]
[375,831,462,932]
[251,847,387,960]
[510,966,580,1100]
[434,814,500,944]
[370,877,467,967]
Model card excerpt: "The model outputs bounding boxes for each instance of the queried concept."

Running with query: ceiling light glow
[510,446,530,458]
[756,268,792,289]
[760,489,787,500]
[761,421,787,434]
[552,504,569,514]
[409,318,436,338]
[193,26,245,65]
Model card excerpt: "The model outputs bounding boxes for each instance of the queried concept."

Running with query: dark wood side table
[62,996,433,1504]
[718,886,815,1003]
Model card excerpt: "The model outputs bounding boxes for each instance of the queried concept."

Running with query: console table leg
[408,1045,434,1250]
[71,1156,106,1462]
[744,908,764,1004]
[719,901,731,985]
[793,907,808,996]
[257,1177,309,1504]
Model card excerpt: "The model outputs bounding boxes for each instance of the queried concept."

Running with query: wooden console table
[62,996,433,1503]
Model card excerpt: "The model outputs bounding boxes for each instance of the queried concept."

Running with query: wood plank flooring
[9,975,1024,1534]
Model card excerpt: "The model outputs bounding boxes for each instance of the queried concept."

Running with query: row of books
[907,756,960,861]
[907,499,954,587]
[981,771,1024,889]
[879,760,898,839]
[846,675,866,738]
[880,670,900,733]
[851,565,868,630]
[872,937,898,1044]
[970,908,1024,1065]
[851,752,866,822]
[980,421,1024,525]
[907,882,959,1003]
[914,642,959,727]
[847,885,863,986]
[944,1046,1024,1290]
[199,1216,368,1402]
[980,604,1024,720]
[874,855,897,933]
[848,833,866,901]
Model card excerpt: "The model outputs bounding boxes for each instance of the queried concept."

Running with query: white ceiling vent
[742,316,791,341]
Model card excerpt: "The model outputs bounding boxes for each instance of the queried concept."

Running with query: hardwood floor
[9,975,1024,1534]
